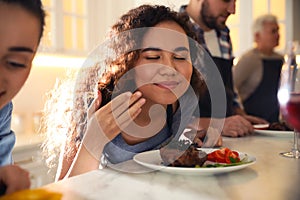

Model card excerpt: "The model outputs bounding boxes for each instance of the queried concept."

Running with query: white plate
[133,149,256,176]
[254,129,293,137]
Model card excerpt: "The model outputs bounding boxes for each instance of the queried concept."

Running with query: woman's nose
[158,65,176,76]
[158,55,177,75]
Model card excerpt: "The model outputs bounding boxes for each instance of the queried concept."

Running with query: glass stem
[292,130,300,158]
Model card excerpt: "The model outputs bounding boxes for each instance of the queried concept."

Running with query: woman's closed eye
[145,55,188,61]
[174,47,190,61]
[145,55,160,60]
[174,54,188,60]
[7,60,27,68]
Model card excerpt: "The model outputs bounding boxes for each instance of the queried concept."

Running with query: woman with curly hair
[43,4,218,180]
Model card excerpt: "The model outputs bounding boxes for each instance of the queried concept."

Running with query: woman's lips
[154,81,179,90]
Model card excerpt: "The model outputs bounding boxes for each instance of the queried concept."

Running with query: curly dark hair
[99,4,205,106]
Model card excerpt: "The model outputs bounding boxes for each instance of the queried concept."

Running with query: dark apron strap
[198,57,234,117]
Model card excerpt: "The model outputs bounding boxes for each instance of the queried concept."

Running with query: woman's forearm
[63,115,110,178]
[65,144,101,178]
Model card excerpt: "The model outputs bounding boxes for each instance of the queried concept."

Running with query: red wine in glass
[278,40,300,158]
[283,93,300,131]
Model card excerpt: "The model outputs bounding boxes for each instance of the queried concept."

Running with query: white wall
[91,0,188,47]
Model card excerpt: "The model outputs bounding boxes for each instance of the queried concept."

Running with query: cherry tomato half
[207,148,240,164]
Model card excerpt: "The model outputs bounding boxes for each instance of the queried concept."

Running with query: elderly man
[233,14,283,122]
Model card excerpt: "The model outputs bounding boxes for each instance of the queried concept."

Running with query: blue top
[0,102,15,166]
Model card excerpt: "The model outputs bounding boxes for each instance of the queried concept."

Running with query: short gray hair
[252,14,278,36]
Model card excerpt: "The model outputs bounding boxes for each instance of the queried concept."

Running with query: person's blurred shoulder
[236,48,259,67]
[272,51,284,60]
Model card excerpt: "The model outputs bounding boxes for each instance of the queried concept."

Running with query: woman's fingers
[95,91,145,133]
[116,94,146,127]
[110,92,132,117]
[96,92,132,120]
[110,91,142,118]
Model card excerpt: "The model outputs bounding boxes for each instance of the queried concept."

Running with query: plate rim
[133,149,256,175]
[254,129,293,136]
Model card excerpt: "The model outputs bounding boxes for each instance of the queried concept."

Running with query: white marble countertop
[44,134,300,200]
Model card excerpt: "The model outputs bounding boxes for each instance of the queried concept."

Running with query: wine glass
[277,41,300,158]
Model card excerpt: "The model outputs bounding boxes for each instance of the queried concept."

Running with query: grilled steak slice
[160,141,207,167]
[269,122,292,131]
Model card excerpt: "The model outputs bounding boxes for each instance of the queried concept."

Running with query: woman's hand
[82,91,146,159]
[92,91,146,140]
[83,91,146,155]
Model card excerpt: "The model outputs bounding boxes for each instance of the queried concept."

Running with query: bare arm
[65,141,102,178]
[56,119,112,180]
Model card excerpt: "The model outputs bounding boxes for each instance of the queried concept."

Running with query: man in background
[181,0,267,137]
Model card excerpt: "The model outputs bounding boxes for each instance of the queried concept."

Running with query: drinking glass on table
[277,41,300,158]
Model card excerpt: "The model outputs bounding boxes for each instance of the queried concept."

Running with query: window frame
[40,0,99,56]
[230,0,292,57]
